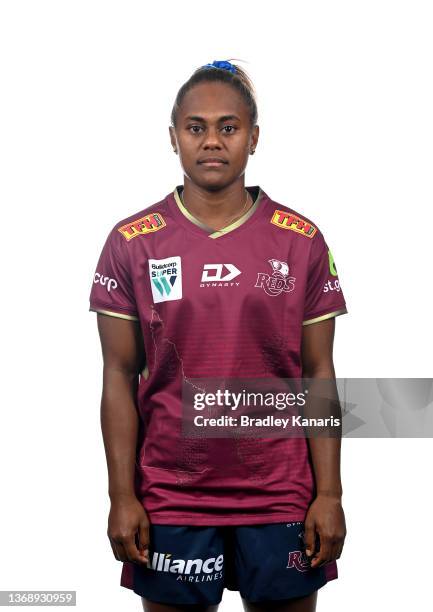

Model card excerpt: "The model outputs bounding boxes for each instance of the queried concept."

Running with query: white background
[1,1,432,610]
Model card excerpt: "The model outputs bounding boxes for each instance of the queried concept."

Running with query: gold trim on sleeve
[90,307,139,321]
[302,308,348,326]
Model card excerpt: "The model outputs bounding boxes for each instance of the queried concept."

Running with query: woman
[89,60,348,612]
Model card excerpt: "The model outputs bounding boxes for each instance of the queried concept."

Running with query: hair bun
[203,60,237,74]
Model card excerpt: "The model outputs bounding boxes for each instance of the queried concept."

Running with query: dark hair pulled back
[170,61,258,128]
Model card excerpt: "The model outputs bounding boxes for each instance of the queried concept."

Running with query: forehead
[178,81,248,121]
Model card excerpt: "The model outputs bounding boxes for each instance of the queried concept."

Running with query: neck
[181,179,250,225]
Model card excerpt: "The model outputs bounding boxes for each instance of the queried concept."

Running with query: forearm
[303,369,343,498]
[308,437,342,498]
[100,367,139,501]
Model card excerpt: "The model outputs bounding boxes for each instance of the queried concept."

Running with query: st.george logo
[323,250,341,293]
[328,249,338,276]
[149,256,182,304]
[255,259,296,297]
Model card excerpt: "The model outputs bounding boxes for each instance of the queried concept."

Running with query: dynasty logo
[255,259,296,297]
[146,551,224,582]
[118,212,166,241]
[200,263,241,287]
[271,210,317,238]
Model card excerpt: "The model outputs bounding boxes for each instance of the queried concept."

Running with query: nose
[202,127,222,150]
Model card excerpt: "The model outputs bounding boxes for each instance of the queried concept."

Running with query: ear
[169,126,177,152]
[250,124,260,152]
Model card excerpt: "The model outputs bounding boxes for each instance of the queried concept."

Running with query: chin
[186,171,233,192]
[187,175,224,191]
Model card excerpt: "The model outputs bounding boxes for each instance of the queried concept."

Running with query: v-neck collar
[170,185,265,239]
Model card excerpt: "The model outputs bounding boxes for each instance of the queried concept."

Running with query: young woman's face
[170,81,259,190]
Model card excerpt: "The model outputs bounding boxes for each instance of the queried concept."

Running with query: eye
[222,125,237,134]
[188,125,203,134]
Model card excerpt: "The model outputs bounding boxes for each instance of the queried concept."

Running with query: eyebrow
[184,114,241,123]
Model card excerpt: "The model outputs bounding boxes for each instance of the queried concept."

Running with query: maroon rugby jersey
[89,185,348,527]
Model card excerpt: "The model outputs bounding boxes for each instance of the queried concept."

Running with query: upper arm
[96,313,145,377]
[89,225,145,375]
[300,228,348,375]
[301,317,336,377]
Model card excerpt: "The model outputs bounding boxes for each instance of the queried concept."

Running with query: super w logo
[149,256,183,304]
[152,272,177,297]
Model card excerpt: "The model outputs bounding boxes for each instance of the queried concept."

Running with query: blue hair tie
[203,60,237,74]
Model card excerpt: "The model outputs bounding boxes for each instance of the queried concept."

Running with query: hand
[107,495,150,565]
[303,494,346,569]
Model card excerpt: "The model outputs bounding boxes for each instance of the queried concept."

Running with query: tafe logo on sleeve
[118,212,166,241]
[271,210,317,238]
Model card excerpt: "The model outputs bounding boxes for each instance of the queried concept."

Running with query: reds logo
[287,550,311,572]
[255,259,296,297]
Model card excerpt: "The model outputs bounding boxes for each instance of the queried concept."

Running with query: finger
[111,538,130,562]
[310,534,332,568]
[331,530,346,561]
[134,531,149,564]
[123,532,146,564]
[303,522,316,558]
[107,528,123,561]
[327,540,340,562]
[109,539,121,561]
[109,528,132,563]
[334,539,345,559]
[138,521,150,557]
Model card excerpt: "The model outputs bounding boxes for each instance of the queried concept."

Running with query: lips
[198,157,228,165]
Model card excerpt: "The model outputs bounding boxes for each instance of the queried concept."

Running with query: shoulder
[263,191,325,243]
[111,194,170,243]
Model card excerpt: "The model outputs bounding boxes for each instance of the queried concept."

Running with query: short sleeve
[89,227,139,321]
[303,231,348,326]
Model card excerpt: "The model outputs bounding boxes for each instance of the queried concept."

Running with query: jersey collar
[171,185,265,239]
